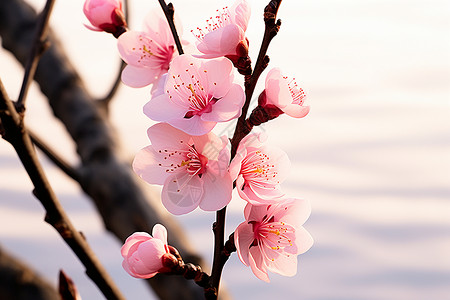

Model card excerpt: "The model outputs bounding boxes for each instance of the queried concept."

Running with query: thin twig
[96,0,129,112]
[28,129,81,182]
[16,0,55,109]
[0,79,125,300]
[157,1,184,55]
[209,1,284,297]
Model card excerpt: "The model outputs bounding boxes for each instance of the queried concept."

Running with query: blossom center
[283,76,306,105]
[240,150,278,184]
[254,220,295,252]
[182,144,208,176]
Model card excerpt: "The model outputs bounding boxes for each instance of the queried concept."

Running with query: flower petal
[144,94,187,122]
[152,224,168,245]
[201,83,244,122]
[248,246,270,282]
[199,172,232,211]
[168,115,216,136]
[121,65,160,88]
[161,173,204,215]
[234,222,254,266]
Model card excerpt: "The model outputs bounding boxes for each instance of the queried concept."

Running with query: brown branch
[0,246,60,300]
[157,1,184,55]
[28,129,81,182]
[96,0,129,112]
[0,79,125,300]
[16,0,55,109]
[210,1,284,297]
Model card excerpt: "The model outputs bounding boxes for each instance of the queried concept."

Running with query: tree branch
[157,1,184,55]
[16,0,55,109]
[0,79,125,300]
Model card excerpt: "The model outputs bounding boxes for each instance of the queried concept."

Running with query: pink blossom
[234,199,313,282]
[121,224,169,279]
[117,9,181,88]
[144,55,245,136]
[83,0,126,34]
[229,132,290,205]
[192,0,251,59]
[133,123,232,215]
[261,68,310,118]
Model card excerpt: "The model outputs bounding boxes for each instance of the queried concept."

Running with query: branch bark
[0,0,214,299]
[0,246,59,300]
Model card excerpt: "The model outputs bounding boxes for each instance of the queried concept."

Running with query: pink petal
[142,8,176,46]
[234,222,254,266]
[198,172,232,211]
[161,173,204,215]
[152,224,168,245]
[121,65,160,88]
[146,123,190,152]
[196,24,243,58]
[266,252,298,277]
[239,183,284,205]
[265,68,291,108]
[132,145,181,185]
[168,115,216,136]
[202,58,234,98]
[144,94,187,122]
[231,0,251,32]
[275,198,311,227]
[248,246,270,282]
[283,104,310,118]
[243,203,269,223]
[121,232,151,257]
[201,83,244,122]
[293,227,314,254]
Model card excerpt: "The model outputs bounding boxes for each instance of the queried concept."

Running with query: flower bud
[83,0,127,36]
[121,225,170,279]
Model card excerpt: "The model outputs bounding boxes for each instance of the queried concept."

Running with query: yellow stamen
[180,160,191,167]
[143,45,153,55]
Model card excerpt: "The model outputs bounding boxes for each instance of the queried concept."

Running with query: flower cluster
[83,0,312,287]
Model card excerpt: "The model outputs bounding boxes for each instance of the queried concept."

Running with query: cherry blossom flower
[260,68,310,118]
[191,0,251,59]
[133,123,232,215]
[144,55,245,136]
[229,132,290,205]
[117,8,182,88]
[121,224,170,279]
[83,0,126,35]
[234,199,313,282]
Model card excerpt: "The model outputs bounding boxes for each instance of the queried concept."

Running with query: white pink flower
[229,132,290,205]
[83,0,126,34]
[117,8,181,88]
[192,0,251,59]
[262,68,310,118]
[144,55,244,136]
[234,199,313,282]
[133,123,232,215]
[121,224,169,279]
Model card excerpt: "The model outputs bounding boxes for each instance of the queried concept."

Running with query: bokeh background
[0,0,449,299]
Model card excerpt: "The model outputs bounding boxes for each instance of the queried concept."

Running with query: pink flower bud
[83,0,126,35]
[121,224,170,279]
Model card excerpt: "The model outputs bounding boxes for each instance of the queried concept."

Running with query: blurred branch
[0,78,125,300]
[16,0,55,109]
[0,0,214,299]
[28,129,81,182]
[96,0,129,113]
[0,246,59,300]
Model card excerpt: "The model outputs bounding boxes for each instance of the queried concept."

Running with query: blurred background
[0,0,449,299]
